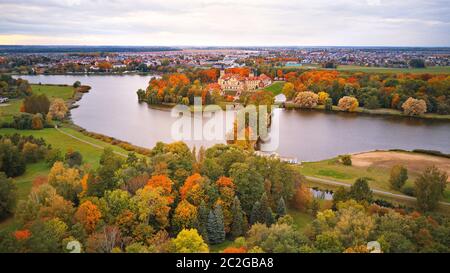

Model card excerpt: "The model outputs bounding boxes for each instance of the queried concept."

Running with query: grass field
[264,81,285,95]
[334,65,450,74]
[0,85,75,124]
[31,84,74,101]
[288,209,314,231]
[299,150,450,202]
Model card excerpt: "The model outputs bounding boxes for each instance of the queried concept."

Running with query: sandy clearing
[352,151,450,181]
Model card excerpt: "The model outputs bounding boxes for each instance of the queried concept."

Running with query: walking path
[54,125,128,158]
[305,175,450,207]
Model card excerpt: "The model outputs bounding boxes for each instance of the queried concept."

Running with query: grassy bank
[264,81,285,95]
[299,150,450,203]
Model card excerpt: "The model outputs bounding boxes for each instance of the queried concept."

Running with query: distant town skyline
[0,0,449,47]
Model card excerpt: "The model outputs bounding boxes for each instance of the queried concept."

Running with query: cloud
[0,0,448,46]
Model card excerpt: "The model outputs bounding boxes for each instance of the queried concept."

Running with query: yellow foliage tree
[338,96,359,112]
[172,229,209,253]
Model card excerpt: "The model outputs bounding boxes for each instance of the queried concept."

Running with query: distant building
[218,70,272,94]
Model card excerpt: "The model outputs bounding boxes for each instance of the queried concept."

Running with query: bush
[65,150,83,167]
[324,98,333,111]
[339,154,352,166]
[401,186,415,197]
[338,96,359,112]
[31,113,44,130]
[402,97,427,116]
[294,91,319,108]
[12,113,33,130]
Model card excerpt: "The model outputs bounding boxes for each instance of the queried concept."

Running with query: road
[305,175,450,207]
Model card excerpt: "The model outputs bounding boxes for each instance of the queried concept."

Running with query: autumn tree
[338,96,359,112]
[172,199,198,232]
[132,186,171,229]
[48,98,68,120]
[389,165,408,190]
[48,161,82,204]
[293,184,312,212]
[75,200,102,234]
[229,162,264,214]
[172,229,209,253]
[31,114,43,130]
[402,97,427,116]
[415,166,447,211]
[318,91,330,105]
[294,91,319,108]
[146,175,174,204]
[281,82,295,100]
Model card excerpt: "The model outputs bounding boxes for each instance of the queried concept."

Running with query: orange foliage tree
[75,200,102,234]
[146,175,174,204]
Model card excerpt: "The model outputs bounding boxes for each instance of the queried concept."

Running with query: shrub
[12,113,33,130]
[402,97,427,116]
[318,92,330,105]
[401,186,415,197]
[294,91,319,108]
[338,96,359,112]
[23,94,50,115]
[324,98,333,111]
[339,154,352,166]
[48,99,68,120]
[65,150,83,167]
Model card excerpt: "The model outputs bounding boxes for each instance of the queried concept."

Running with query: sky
[0,0,449,47]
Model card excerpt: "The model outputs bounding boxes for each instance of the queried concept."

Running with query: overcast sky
[0,0,449,46]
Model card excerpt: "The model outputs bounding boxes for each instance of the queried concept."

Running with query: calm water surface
[17,75,450,161]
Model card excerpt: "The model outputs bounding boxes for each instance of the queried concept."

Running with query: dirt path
[305,175,450,207]
[54,126,128,158]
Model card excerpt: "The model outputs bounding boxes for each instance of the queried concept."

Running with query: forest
[0,139,448,253]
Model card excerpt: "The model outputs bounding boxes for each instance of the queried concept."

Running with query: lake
[17,75,450,162]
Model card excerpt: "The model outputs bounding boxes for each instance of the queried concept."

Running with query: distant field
[264,81,285,95]
[299,150,450,202]
[334,65,450,74]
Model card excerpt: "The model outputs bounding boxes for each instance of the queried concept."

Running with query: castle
[218,70,272,94]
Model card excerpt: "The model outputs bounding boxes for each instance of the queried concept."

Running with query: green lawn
[0,99,22,123]
[31,84,75,100]
[264,81,285,95]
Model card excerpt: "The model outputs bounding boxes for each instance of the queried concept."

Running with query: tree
[47,161,82,204]
[229,162,264,214]
[75,200,102,234]
[389,165,408,190]
[0,140,26,177]
[340,154,352,166]
[324,98,333,111]
[73,81,81,88]
[48,98,68,120]
[317,91,330,105]
[132,186,171,229]
[0,172,17,220]
[179,173,208,206]
[207,205,225,244]
[65,150,83,167]
[276,197,287,218]
[146,175,174,204]
[197,201,209,242]
[281,82,295,100]
[23,94,50,115]
[294,91,319,108]
[31,114,44,130]
[349,178,373,203]
[409,59,426,68]
[172,199,198,232]
[172,229,209,253]
[338,96,359,112]
[230,196,246,239]
[293,184,312,212]
[402,97,427,116]
[415,166,447,211]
